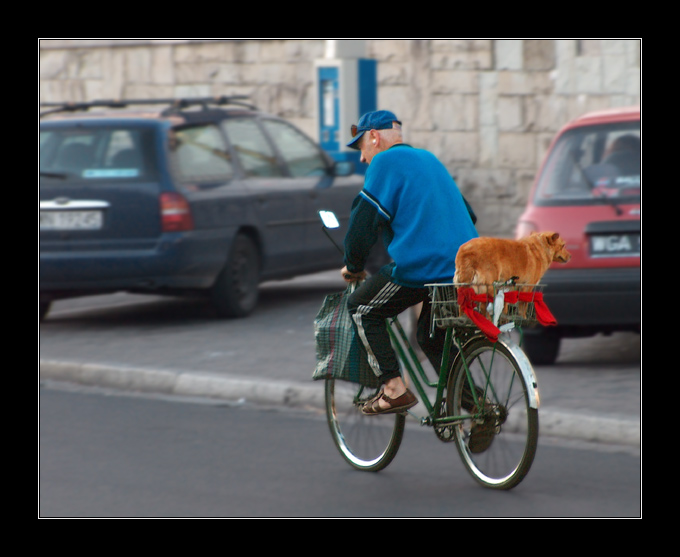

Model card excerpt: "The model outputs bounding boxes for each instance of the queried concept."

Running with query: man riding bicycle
[341,110,478,415]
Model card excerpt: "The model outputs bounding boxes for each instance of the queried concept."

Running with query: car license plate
[40,210,103,231]
[590,233,640,257]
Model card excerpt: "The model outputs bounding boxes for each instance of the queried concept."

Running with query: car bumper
[540,267,640,328]
[40,229,234,296]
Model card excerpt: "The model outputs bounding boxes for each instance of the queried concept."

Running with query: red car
[515,105,640,364]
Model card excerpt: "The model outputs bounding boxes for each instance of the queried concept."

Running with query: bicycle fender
[498,334,540,410]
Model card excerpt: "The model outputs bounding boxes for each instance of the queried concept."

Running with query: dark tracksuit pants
[347,272,447,382]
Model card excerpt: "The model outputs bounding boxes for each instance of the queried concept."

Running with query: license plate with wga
[589,233,640,258]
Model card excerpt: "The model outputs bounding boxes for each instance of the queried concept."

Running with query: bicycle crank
[434,400,457,442]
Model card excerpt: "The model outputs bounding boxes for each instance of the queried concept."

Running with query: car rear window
[40,125,158,182]
[534,121,640,206]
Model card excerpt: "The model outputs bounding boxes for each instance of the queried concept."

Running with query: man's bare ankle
[384,378,406,398]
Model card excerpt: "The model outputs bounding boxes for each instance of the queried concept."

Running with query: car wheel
[522,329,561,366]
[210,233,261,318]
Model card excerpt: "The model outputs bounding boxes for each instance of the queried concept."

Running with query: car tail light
[160,192,194,232]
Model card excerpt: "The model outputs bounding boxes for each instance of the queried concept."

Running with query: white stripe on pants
[352,281,402,377]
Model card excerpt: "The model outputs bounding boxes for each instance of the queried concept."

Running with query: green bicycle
[318,210,545,490]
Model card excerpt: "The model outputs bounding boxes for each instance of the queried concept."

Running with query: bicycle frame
[386,317,540,428]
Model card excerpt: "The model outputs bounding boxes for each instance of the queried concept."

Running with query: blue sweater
[344,144,478,287]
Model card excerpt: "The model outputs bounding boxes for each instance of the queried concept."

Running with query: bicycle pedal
[403,409,425,423]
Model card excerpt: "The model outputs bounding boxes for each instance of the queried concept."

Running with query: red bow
[457,287,500,341]
[502,290,557,327]
[456,286,557,342]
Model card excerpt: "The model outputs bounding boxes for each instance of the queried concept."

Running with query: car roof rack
[39,96,256,118]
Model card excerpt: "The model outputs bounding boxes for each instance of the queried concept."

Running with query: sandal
[362,389,417,416]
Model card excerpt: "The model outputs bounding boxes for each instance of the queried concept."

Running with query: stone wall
[39,39,641,236]
[39,39,325,134]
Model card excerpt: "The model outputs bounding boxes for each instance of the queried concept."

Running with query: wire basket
[427,282,546,330]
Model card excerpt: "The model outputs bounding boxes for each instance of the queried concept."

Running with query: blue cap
[347,110,401,150]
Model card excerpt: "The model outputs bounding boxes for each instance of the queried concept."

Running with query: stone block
[431,93,477,131]
[497,96,523,131]
[125,48,153,84]
[40,50,68,79]
[431,69,478,94]
[479,125,498,167]
[124,84,174,99]
[574,56,603,93]
[498,132,536,169]
[495,40,523,70]
[377,61,410,86]
[523,40,556,71]
[174,41,236,63]
[149,46,174,85]
[174,84,211,98]
[497,70,554,95]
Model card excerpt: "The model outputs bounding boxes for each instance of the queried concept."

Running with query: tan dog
[454,232,571,286]
[454,232,571,317]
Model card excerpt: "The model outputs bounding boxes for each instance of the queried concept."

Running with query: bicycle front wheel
[325,379,405,472]
[447,337,539,490]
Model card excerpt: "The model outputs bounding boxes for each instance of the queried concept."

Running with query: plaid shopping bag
[313,284,381,388]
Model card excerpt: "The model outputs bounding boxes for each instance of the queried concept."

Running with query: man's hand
[341,266,367,283]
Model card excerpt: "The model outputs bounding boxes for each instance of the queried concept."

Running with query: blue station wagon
[40,97,370,319]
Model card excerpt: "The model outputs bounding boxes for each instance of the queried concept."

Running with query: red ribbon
[502,290,557,327]
[456,287,557,342]
[457,287,500,341]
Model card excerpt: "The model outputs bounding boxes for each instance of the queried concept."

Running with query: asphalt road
[39,384,640,518]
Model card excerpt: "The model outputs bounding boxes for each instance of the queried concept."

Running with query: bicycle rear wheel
[325,379,405,472]
[447,337,538,490]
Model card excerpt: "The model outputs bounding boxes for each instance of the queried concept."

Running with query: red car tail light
[160,192,194,232]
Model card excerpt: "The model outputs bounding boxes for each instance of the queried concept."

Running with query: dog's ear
[548,232,560,244]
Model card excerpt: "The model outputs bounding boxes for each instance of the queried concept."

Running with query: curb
[40,359,640,447]
[39,359,325,409]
